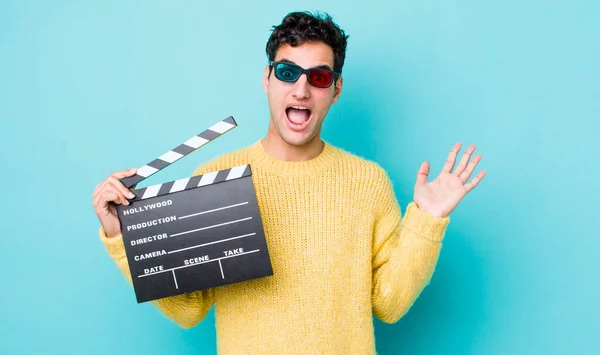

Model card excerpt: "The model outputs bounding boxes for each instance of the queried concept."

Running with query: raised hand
[413,143,486,218]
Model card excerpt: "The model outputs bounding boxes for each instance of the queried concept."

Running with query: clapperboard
[116,116,273,303]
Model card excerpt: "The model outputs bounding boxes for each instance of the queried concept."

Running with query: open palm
[414,143,486,218]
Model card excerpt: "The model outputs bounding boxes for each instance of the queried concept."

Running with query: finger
[93,188,125,212]
[93,179,111,200]
[98,191,122,207]
[106,178,135,201]
[93,193,113,215]
[107,189,131,207]
[92,182,102,200]
[441,142,462,174]
[464,170,486,192]
[459,154,482,183]
[97,184,129,209]
[107,176,135,196]
[93,169,135,199]
[416,161,430,185]
[110,168,138,179]
[453,144,476,176]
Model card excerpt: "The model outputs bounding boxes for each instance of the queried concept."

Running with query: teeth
[291,106,309,110]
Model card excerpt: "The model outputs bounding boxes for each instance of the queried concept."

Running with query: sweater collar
[248,139,338,177]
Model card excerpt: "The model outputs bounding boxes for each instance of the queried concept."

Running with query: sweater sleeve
[96,156,239,328]
[371,171,450,323]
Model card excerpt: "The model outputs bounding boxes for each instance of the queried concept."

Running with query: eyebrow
[278,58,334,72]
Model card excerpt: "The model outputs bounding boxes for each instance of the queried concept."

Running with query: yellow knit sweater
[99,140,450,354]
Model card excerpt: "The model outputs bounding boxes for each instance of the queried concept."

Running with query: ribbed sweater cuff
[98,226,126,259]
[402,202,450,242]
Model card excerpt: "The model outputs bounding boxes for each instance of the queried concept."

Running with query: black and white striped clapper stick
[119,116,237,189]
[115,116,273,303]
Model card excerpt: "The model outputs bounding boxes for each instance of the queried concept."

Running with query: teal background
[1,0,598,354]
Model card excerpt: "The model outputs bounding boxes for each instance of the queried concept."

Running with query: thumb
[416,161,429,185]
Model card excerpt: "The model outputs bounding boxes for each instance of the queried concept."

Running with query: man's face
[263,41,343,147]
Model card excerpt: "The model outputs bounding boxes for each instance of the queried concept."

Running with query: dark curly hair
[266,11,349,74]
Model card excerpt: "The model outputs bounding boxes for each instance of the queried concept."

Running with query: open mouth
[285,106,312,131]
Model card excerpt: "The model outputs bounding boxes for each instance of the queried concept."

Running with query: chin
[281,135,312,147]
[279,129,317,147]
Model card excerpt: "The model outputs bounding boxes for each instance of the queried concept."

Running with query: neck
[261,127,324,162]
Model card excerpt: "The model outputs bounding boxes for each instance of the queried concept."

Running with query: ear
[332,76,343,104]
[263,66,270,93]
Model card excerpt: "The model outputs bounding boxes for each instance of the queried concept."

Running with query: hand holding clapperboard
[115,117,273,303]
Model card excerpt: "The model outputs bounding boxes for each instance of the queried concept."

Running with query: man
[93,11,485,354]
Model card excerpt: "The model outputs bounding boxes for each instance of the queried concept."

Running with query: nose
[291,73,311,100]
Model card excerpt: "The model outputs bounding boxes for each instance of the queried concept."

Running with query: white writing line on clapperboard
[168,232,256,254]
[169,217,253,238]
[178,202,249,220]
[172,270,178,289]
[218,260,225,279]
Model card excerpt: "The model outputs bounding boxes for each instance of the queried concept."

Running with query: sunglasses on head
[268,61,340,88]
